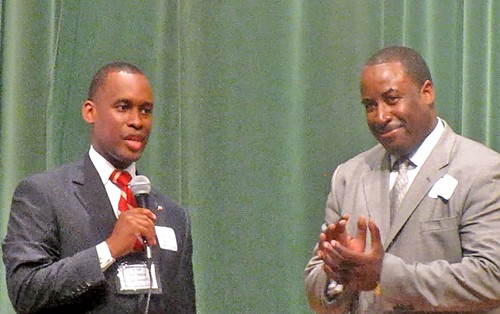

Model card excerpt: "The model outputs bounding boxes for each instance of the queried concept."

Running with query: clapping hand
[318,215,384,291]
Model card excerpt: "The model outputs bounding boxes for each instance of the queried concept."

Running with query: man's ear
[82,100,96,124]
[421,80,435,106]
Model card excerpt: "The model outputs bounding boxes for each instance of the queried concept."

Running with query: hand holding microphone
[106,175,157,259]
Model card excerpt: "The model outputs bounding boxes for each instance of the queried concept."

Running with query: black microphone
[129,175,153,260]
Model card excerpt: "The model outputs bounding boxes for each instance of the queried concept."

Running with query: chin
[381,143,406,156]
[127,153,143,163]
[117,152,142,166]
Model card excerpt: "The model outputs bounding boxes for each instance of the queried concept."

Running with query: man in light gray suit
[2,62,196,313]
[305,46,500,313]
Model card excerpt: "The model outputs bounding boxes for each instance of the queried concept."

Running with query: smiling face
[82,70,154,169]
[360,61,437,157]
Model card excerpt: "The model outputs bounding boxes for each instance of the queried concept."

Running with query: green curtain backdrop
[1,1,499,313]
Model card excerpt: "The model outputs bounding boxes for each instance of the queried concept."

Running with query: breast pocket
[420,216,458,233]
[419,216,461,262]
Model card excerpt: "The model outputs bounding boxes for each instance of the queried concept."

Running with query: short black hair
[365,46,432,87]
[87,61,144,100]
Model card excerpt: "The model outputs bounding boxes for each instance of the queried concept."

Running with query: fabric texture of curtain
[1,1,498,313]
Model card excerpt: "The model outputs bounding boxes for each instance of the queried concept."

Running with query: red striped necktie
[110,170,137,212]
[109,170,144,251]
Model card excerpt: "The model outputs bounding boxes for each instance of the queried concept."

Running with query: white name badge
[116,262,162,294]
[155,226,178,251]
[428,174,458,200]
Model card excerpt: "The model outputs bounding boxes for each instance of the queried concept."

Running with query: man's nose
[376,103,392,122]
[128,109,144,128]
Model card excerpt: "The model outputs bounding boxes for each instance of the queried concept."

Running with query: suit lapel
[72,154,117,242]
[385,125,455,247]
[362,149,392,245]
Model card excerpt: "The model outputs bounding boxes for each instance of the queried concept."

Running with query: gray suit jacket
[305,121,500,313]
[2,154,196,313]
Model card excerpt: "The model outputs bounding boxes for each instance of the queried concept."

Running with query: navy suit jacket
[2,154,196,313]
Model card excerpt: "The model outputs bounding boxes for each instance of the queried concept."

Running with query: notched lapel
[363,154,392,246]
[73,155,117,242]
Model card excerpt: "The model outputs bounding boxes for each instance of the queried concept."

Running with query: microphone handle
[135,193,149,209]
[134,193,153,260]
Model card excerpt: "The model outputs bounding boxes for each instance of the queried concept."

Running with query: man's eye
[142,108,152,114]
[117,103,129,111]
[386,96,401,105]
[363,101,376,112]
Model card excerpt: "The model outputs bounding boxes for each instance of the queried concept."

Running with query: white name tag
[428,174,458,200]
[116,263,161,294]
[155,226,178,251]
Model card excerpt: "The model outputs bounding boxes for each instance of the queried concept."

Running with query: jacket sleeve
[2,177,107,313]
[169,209,196,313]
[304,165,356,314]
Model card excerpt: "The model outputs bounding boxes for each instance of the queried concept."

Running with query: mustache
[371,120,405,134]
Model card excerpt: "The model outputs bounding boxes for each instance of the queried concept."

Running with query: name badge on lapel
[428,174,458,201]
[155,226,178,251]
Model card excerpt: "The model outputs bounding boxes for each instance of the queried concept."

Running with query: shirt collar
[88,146,136,185]
[390,117,445,169]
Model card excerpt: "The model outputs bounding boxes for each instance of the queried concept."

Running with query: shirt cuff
[96,241,115,271]
[326,280,344,301]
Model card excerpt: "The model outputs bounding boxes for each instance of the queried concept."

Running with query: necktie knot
[392,157,410,171]
[110,170,132,189]
[109,170,137,209]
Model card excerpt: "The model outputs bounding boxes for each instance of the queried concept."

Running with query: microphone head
[129,175,151,196]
